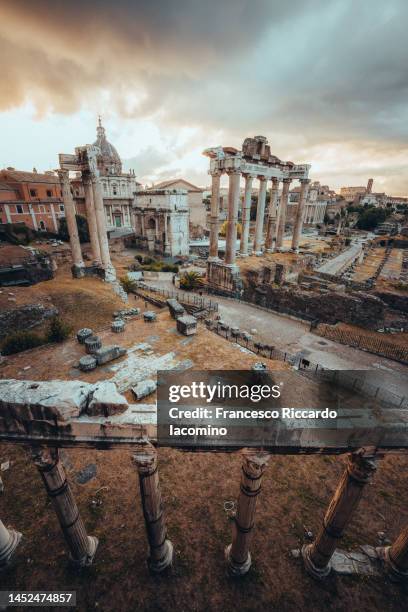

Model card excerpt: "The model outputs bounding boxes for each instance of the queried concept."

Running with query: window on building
[112,183,118,195]
[39,205,46,213]
[75,190,80,196]
[29,189,37,197]
[46,189,53,197]
[16,204,23,214]
[59,204,65,212]
[39,220,46,231]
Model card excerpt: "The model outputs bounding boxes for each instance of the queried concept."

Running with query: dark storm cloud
[1,0,408,158]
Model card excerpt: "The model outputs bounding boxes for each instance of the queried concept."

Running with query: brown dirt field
[1,445,408,611]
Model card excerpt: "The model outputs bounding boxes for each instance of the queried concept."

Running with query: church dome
[93,117,122,175]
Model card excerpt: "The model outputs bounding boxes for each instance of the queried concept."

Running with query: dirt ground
[1,444,408,611]
[1,258,408,611]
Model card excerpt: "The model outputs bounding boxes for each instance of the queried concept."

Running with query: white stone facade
[133,189,189,257]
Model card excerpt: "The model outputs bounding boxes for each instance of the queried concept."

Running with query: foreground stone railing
[1,378,408,581]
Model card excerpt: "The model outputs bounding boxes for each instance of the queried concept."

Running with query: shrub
[162,264,179,273]
[135,255,144,263]
[1,331,45,355]
[120,276,137,294]
[46,317,72,343]
[179,271,203,291]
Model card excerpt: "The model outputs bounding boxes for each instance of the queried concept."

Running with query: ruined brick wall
[243,284,385,329]
[0,304,58,340]
[375,291,408,313]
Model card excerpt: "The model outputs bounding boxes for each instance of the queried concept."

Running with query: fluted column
[91,173,116,281]
[302,448,378,579]
[225,170,241,265]
[58,169,84,277]
[209,171,221,260]
[82,172,102,266]
[253,177,268,255]
[133,447,173,572]
[225,451,270,576]
[275,178,291,250]
[291,178,310,251]
[31,447,98,567]
[240,174,254,256]
[0,519,22,569]
[265,178,279,252]
[379,524,408,581]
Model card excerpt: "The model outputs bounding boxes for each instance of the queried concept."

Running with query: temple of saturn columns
[58,145,116,282]
[1,375,408,582]
[203,136,311,293]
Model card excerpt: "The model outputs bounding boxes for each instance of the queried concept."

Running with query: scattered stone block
[176,315,197,336]
[131,379,157,400]
[79,355,97,372]
[111,319,125,333]
[94,345,126,365]
[252,362,267,371]
[77,328,93,344]
[144,311,157,323]
[85,335,102,354]
[87,381,128,415]
[230,327,240,337]
[166,299,186,320]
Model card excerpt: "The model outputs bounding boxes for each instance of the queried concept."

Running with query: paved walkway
[144,279,408,398]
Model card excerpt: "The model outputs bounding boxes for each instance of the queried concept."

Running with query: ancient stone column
[291,178,310,252]
[275,178,291,250]
[209,171,221,261]
[164,214,170,255]
[225,170,241,265]
[240,174,254,257]
[31,447,98,567]
[91,173,116,281]
[302,448,378,579]
[133,447,173,573]
[225,450,270,576]
[253,177,268,255]
[265,178,279,252]
[58,169,85,278]
[0,519,22,569]
[379,523,408,581]
[82,172,102,266]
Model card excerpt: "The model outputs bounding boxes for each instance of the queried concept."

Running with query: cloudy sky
[1,0,407,193]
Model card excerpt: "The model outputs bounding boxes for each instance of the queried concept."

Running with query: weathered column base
[148,539,174,573]
[103,264,117,282]
[225,543,251,576]
[0,525,22,570]
[301,543,331,579]
[377,545,408,582]
[265,248,274,254]
[254,250,263,257]
[72,535,99,568]
[71,264,86,279]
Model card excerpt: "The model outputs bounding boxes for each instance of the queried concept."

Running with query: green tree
[356,208,387,230]
[58,215,90,243]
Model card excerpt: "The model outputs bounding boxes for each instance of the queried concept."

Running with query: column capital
[57,168,69,182]
[300,178,311,185]
[132,445,157,475]
[282,177,292,184]
[242,172,257,180]
[257,175,268,182]
[226,168,241,176]
[210,169,222,177]
[271,177,280,185]
[30,446,58,469]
